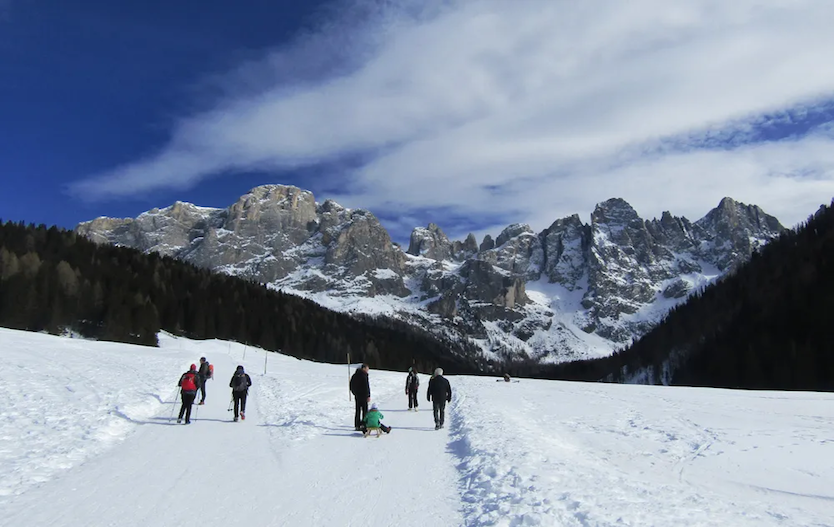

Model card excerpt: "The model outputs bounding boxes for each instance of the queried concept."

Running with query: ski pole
[170,387,180,422]
[227,396,234,412]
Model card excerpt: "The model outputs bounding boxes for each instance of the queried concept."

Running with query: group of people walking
[350,364,453,432]
[176,358,251,424]
[176,358,451,431]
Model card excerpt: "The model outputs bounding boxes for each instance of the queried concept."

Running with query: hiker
[427,368,452,430]
[229,365,252,422]
[405,367,420,411]
[350,364,371,431]
[197,357,212,404]
[177,364,202,424]
[363,402,391,435]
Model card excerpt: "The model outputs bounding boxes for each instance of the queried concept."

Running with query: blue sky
[3,1,834,245]
[0,0,331,227]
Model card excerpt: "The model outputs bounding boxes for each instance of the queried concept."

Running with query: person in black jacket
[229,365,252,422]
[427,368,452,430]
[197,357,211,405]
[405,367,420,411]
[350,364,371,431]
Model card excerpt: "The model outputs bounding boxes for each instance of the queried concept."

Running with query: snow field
[1,328,833,526]
[449,378,834,526]
[0,331,193,497]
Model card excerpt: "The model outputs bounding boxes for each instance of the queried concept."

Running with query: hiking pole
[169,387,181,422]
[227,396,234,412]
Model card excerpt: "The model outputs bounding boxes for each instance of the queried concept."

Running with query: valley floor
[1,328,832,526]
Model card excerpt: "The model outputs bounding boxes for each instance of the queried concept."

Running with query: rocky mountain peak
[591,198,641,227]
[695,197,784,270]
[407,223,453,261]
[495,223,534,247]
[542,214,586,288]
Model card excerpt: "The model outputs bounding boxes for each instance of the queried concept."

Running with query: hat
[236,365,244,371]
[370,402,378,410]
[408,367,413,372]
[434,368,443,376]
[190,364,197,371]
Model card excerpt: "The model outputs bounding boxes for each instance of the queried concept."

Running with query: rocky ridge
[77,185,784,363]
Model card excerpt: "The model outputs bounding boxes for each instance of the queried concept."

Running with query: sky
[3,0,834,244]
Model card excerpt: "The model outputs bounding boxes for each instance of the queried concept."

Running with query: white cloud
[71,0,834,236]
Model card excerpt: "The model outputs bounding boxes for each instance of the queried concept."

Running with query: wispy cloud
[71,0,834,238]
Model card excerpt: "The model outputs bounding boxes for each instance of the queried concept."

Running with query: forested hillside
[538,201,834,391]
[0,221,484,373]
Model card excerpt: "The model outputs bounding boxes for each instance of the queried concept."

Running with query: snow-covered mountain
[76,185,784,363]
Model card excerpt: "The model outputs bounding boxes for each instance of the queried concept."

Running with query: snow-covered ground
[1,328,832,526]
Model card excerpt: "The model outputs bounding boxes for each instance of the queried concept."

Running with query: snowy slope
[1,328,833,526]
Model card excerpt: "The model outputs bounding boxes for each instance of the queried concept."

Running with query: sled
[363,427,383,438]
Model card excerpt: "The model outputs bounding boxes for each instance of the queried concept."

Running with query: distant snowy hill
[1,328,832,527]
[77,185,784,364]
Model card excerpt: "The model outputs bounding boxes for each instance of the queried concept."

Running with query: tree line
[525,200,834,391]
[0,220,486,374]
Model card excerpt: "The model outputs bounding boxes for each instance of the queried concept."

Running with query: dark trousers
[354,398,368,429]
[408,390,419,409]
[432,400,446,427]
[199,376,207,403]
[233,390,248,418]
[178,391,197,422]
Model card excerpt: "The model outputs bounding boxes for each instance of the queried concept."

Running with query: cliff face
[78,186,784,363]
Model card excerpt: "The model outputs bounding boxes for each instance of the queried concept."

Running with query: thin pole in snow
[243,345,247,360]
[264,349,269,375]
[170,387,180,422]
[348,353,351,402]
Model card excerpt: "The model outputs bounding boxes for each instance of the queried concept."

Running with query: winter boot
[241,412,246,420]
[234,416,239,422]
[177,418,182,424]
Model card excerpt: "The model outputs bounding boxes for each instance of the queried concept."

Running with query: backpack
[181,372,197,392]
[233,373,248,392]
[408,373,419,391]
[208,364,214,379]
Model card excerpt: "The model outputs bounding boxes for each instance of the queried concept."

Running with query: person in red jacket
[177,364,202,424]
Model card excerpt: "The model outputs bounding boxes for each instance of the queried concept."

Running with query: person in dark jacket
[350,364,371,431]
[405,367,420,411]
[229,365,252,422]
[177,364,202,424]
[427,367,452,430]
[197,357,211,405]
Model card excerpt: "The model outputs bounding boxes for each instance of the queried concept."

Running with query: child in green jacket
[363,403,391,434]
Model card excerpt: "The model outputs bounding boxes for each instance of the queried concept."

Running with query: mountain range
[76,185,784,363]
